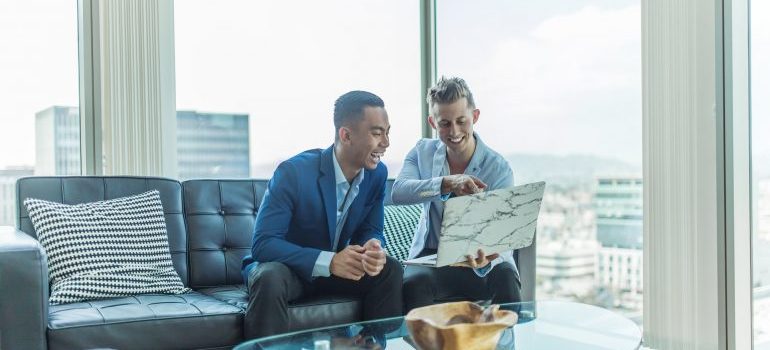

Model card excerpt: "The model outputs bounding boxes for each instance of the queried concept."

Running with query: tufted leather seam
[192,247,248,251]
[187,301,205,316]
[251,181,258,213]
[185,210,248,215]
[90,300,107,324]
[289,299,359,308]
[218,181,229,284]
[182,181,192,287]
[59,178,65,203]
[48,311,242,330]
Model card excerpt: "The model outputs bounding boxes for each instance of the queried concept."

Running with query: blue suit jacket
[241,146,388,282]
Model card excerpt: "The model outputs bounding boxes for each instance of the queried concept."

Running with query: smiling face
[339,106,390,171]
[429,97,479,155]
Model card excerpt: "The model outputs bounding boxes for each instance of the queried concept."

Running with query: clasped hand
[441,174,487,196]
[330,238,386,281]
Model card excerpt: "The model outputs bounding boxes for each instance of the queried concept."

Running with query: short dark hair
[427,76,476,109]
[333,91,385,138]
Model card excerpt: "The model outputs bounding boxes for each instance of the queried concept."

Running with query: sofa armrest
[0,226,48,350]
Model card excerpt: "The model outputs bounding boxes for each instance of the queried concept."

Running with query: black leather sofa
[0,176,535,350]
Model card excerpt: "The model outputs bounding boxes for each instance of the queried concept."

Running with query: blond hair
[426,76,476,109]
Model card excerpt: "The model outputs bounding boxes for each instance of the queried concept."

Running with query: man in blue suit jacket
[392,77,521,311]
[241,91,403,338]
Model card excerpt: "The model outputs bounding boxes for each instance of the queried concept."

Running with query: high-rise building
[35,107,251,179]
[595,177,643,249]
[35,106,80,175]
[0,167,34,226]
[537,239,598,298]
[594,176,643,308]
[596,247,643,306]
[176,111,250,179]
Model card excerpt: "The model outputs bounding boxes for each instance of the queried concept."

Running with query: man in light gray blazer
[392,76,521,311]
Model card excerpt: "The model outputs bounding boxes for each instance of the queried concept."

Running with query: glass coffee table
[235,301,642,349]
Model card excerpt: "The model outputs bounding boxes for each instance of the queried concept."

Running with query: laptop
[403,181,546,267]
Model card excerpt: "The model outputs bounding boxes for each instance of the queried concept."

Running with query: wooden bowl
[405,301,518,350]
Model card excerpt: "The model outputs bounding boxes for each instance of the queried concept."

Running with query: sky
[437,1,644,167]
[0,1,79,168]
[0,0,767,175]
[173,0,422,177]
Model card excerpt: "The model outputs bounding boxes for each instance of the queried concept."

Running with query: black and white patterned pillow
[383,204,422,262]
[24,190,191,305]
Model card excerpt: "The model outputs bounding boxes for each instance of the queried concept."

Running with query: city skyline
[30,106,253,180]
[2,1,767,172]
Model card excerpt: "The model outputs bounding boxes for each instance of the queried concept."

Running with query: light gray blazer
[391,133,517,276]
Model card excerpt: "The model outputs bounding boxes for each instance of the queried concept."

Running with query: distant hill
[505,153,641,190]
[246,151,770,187]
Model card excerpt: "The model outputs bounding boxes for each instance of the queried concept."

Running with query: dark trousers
[244,255,403,339]
[403,249,521,312]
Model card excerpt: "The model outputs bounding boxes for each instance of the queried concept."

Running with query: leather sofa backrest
[181,178,399,288]
[15,176,190,286]
[182,179,267,289]
[14,176,534,301]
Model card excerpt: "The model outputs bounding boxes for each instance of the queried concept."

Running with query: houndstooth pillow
[383,204,422,262]
[24,190,190,305]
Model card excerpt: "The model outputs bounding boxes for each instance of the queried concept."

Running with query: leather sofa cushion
[47,292,242,350]
[197,284,249,310]
[197,285,362,331]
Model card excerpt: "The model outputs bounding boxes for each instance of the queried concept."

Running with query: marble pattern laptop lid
[436,181,546,266]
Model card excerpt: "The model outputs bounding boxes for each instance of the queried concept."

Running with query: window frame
[720,0,753,348]
[77,0,102,175]
[75,0,756,346]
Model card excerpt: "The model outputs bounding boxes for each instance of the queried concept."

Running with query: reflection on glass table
[234,300,642,350]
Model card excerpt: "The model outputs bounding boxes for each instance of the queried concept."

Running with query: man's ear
[472,109,480,124]
[338,126,351,143]
[428,115,437,130]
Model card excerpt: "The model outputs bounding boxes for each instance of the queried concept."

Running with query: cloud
[447,4,643,164]
[485,4,641,119]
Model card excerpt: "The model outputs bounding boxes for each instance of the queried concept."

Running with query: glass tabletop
[234,301,642,350]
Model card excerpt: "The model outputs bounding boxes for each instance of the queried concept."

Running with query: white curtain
[643,0,722,349]
[99,0,176,176]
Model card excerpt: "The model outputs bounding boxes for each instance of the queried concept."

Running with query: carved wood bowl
[405,301,518,350]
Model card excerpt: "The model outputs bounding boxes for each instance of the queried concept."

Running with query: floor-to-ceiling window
[174,0,421,180]
[0,0,80,226]
[752,0,770,347]
[436,0,643,324]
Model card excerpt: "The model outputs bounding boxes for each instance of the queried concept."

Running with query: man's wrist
[313,251,335,277]
[439,177,454,200]
[440,176,451,194]
[473,263,493,277]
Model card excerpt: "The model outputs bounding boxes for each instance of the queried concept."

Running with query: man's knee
[402,266,439,311]
[403,266,435,294]
[490,263,518,283]
[487,263,521,299]
[248,262,293,298]
[380,256,404,281]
